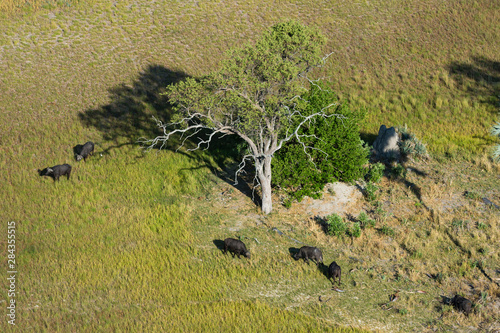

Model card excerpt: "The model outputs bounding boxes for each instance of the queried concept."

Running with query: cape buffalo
[75,141,94,162]
[328,261,341,286]
[451,295,472,315]
[223,238,250,259]
[294,246,323,265]
[38,164,72,181]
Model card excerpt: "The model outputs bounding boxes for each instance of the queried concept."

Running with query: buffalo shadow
[73,144,84,159]
[288,247,300,259]
[213,239,225,253]
[317,262,331,281]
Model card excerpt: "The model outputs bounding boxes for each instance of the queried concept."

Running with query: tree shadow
[176,136,259,206]
[448,56,500,110]
[78,65,188,152]
[78,64,258,204]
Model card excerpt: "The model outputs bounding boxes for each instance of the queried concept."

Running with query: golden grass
[0,0,43,13]
[0,0,96,16]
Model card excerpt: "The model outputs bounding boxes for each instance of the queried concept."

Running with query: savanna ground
[0,0,499,331]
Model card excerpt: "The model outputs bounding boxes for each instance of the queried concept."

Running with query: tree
[272,83,369,204]
[143,20,336,214]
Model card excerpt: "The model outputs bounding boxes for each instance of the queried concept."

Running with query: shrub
[451,218,469,231]
[326,213,347,237]
[397,125,429,160]
[358,211,376,229]
[390,163,407,179]
[326,214,363,238]
[379,225,395,237]
[477,222,489,230]
[464,190,480,200]
[272,83,369,203]
[364,182,379,202]
[349,222,362,238]
[365,162,385,183]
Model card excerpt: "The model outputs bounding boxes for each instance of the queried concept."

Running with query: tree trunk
[256,155,273,214]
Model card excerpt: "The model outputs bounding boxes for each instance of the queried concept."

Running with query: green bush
[464,190,480,200]
[451,218,469,231]
[349,222,362,238]
[477,222,489,230]
[364,182,379,202]
[358,211,376,229]
[365,162,385,183]
[272,83,369,203]
[326,214,362,238]
[397,125,429,160]
[379,225,395,237]
[390,163,407,179]
[326,213,347,237]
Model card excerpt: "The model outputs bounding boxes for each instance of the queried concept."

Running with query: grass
[1,144,367,331]
[0,0,499,331]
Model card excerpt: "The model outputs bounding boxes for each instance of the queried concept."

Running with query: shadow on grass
[312,215,329,234]
[177,146,258,208]
[360,132,378,146]
[78,64,258,205]
[78,65,188,152]
[448,56,500,110]
[213,239,225,253]
[318,262,331,282]
[288,247,300,259]
[385,164,429,210]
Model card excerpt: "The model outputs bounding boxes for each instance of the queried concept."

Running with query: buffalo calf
[223,238,250,259]
[75,141,94,162]
[294,246,323,265]
[38,164,72,181]
[328,261,341,286]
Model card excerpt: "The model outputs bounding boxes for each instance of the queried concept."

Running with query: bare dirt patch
[298,182,364,218]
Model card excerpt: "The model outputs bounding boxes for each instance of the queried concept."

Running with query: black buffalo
[294,246,323,265]
[75,141,94,162]
[38,164,72,181]
[451,295,472,315]
[223,238,250,259]
[328,261,341,286]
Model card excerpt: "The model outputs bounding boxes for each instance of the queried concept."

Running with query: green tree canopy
[272,83,369,204]
[144,20,334,214]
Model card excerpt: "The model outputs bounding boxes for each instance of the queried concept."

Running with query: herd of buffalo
[37,141,94,181]
[222,238,472,315]
[223,238,343,289]
[35,141,473,316]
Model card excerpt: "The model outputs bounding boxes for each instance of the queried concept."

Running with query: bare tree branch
[143,21,331,214]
